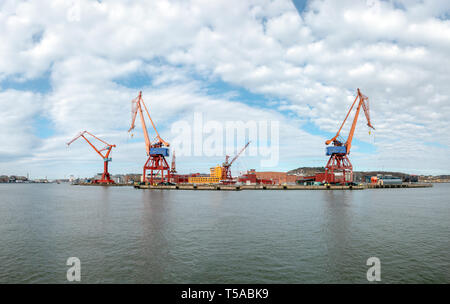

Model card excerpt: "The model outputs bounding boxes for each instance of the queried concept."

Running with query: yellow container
[188,176,220,184]
[210,166,223,178]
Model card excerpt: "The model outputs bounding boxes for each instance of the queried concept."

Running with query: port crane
[67,131,116,184]
[128,91,171,184]
[324,88,374,184]
[221,141,251,181]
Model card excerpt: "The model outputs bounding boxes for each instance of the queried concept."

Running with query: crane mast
[67,131,116,184]
[324,89,374,184]
[128,91,171,185]
[170,150,177,174]
[222,141,251,181]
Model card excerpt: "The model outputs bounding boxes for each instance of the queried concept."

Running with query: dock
[364,183,432,189]
[133,183,432,191]
[73,183,131,187]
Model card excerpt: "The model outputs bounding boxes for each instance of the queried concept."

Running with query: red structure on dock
[238,169,274,185]
[323,88,375,184]
[67,131,116,184]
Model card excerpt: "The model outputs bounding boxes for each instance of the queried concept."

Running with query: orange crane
[221,141,251,182]
[324,88,374,184]
[128,91,171,185]
[67,131,116,184]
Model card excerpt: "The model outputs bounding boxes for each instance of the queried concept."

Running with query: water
[0,183,448,283]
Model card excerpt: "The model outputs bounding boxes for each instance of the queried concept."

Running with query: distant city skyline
[1,0,450,179]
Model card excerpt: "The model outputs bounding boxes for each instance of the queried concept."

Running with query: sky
[1,0,450,179]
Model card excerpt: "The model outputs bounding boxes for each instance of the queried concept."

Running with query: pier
[133,183,432,191]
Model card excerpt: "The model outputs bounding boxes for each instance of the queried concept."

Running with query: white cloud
[0,90,42,159]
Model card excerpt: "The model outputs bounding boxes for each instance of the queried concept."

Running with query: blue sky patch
[292,0,308,14]
[206,78,275,108]
[1,72,52,93]
[34,116,55,139]
[113,71,153,88]
[424,141,447,149]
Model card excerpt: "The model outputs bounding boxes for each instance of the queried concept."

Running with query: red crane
[324,88,374,184]
[128,91,171,185]
[67,131,116,184]
[170,150,177,174]
[221,141,251,182]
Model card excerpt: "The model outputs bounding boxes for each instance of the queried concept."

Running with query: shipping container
[379,176,402,185]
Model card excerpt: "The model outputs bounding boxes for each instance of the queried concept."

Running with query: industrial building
[237,170,274,185]
[188,166,222,184]
[251,172,298,184]
[366,175,402,185]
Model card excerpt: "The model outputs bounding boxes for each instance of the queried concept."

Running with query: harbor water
[0,183,448,283]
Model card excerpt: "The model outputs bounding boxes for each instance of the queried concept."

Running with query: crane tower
[128,91,171,185]
[324,88,374,184]
[221,141,251,183]
[66,131,116,184]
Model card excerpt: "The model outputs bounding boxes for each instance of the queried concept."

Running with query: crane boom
[325,94,359,146]
[129,92,151,155]
[66,131,116,184]
[141,99,169,148]
[229,141,251,166]
[128,91,169,155]
[67,131,115,159]
[67,131,86,146]
[345,89,374,153]
[325,88,374,154]
[221,141,251,181]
